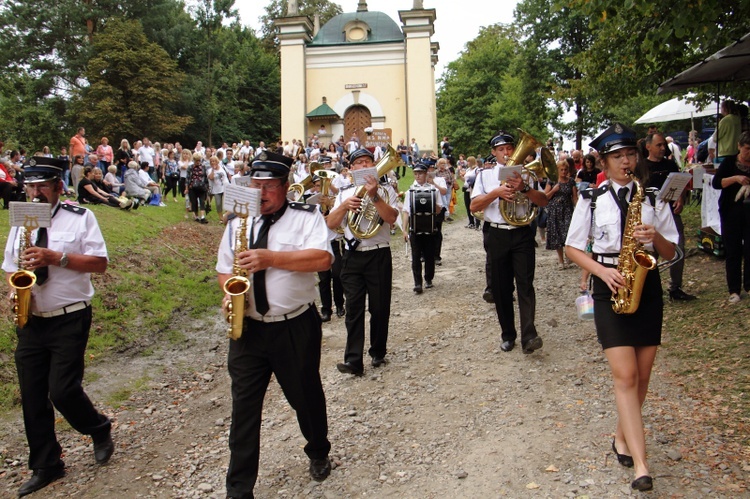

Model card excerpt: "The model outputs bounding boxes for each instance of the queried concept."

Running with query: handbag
[575,291,594,320]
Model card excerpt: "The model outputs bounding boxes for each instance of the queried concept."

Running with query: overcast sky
[238,0,519,80]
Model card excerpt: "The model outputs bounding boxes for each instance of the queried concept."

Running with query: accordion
[409,188,437,234]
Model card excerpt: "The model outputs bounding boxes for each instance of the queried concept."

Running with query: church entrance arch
[344,105,372,143]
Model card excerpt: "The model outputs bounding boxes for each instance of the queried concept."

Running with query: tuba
[223,204,251,340]
[499,130,557,226]
[611,173,657,314]
[347,145,403,239]
[9,223,37,328]
[288,162,323,202]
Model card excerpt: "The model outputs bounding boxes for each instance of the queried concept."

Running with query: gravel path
[0,219,746,498]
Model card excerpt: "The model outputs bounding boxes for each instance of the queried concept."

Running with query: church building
[275,0,438,155]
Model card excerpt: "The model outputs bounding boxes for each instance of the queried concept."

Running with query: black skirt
[591,267,663,349]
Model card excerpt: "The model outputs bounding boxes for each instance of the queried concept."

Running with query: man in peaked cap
[217,149,334,496]
[2,156,114,496]
[326,147,399,376]
[470,130,548,355]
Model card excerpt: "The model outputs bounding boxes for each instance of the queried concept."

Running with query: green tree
[259,0,343,51]
[514,0,596,149]
[567,0,750,108]
[75,18,192,141]
[437,25,550,157]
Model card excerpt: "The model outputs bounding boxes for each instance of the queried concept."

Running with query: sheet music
[351,167,378,186]
[9,202,52,228]
[232,176,253,188]
[658,172,692,202]
[224,185,261,217]
[498,165,523,182]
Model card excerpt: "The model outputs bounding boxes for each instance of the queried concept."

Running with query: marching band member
[403,161,443,293]
[565,123,678,492]
[326,148,399,376]
[217,151,333,496]
[470,131,547,354]
[2,158,113,497]
[315,158,346,321]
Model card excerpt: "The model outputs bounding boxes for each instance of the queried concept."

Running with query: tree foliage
[258,0,343,51]
[437,25,553,157]
[75,18,193,141]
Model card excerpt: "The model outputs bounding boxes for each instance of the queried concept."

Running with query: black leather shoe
[612,439,634,467]
[309,457,331,481]
[320,311,331,322]
[500,340,515,352]
[482,290,494,303]
[669,288,697,301]
[336,362,363,376]
[336,307,345,317]
[94,432,114,464]
[435,258,442,266]
[631,475,653,491]
[424,281,433,289]
[18,463,65,497]
[413,285,423,294]
[522,336,543,354]
[371,357,387,367]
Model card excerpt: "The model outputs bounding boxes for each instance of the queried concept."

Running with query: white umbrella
[634,96,716,124]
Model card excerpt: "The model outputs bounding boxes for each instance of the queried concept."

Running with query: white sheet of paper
[305,193,322,205]
[224,185,261,217]
[498,165,523,182]
[9,202,52,228]
[659,172,692,202]
[232,176,253,188]
[351,167,378,186]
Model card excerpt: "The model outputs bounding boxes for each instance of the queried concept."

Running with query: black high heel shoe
[612,439,634,468]
[631,475,653,491]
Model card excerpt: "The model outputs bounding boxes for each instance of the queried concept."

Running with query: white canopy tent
[634,96,716,125]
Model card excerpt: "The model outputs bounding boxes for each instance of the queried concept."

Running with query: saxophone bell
[223,213,251,339]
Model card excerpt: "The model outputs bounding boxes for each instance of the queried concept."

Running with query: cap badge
[258,152,267,161]
[614,123,623,134]
[29,158,36,167]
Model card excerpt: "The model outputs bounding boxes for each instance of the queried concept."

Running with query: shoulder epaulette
[60,203,87,215]
[341,184,355,191]
[644,187,658,206]
[580,185,607,200]
[289,202,316,213]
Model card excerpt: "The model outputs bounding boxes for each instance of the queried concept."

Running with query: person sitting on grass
[78,166,133,210]
[124,160,151,207]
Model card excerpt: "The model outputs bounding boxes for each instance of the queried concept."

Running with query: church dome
[309,11,404,46]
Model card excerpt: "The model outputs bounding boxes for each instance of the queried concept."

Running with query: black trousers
[15,306,111,470]
[463,190,475,226]
[164,175,179,199]
[318,240,344,314]
[410,233,436,286]
[482,222,492,293]
[340,247,392,367]
[434,207,446,260]
[720,202,750,294]
[668,212,686,291]
[486,225,539,344]
[226,306,330,498]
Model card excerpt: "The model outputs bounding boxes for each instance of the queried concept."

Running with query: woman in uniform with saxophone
[565,123,678,492]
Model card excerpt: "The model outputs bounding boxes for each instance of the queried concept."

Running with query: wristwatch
[520,183,531,193]
[59,253,69,268]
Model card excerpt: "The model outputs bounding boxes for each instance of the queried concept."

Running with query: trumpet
[288,162,323,202]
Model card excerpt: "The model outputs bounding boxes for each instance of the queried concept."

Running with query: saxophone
[611,174,657,314]
[223,207,251,340]
[9,224,38,328]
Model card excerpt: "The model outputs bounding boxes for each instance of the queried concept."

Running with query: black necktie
[617,187,629,233]
[34,227,49,285]
[252,215,272,315]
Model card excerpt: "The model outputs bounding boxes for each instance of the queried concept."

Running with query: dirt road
[0,219,745,498]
